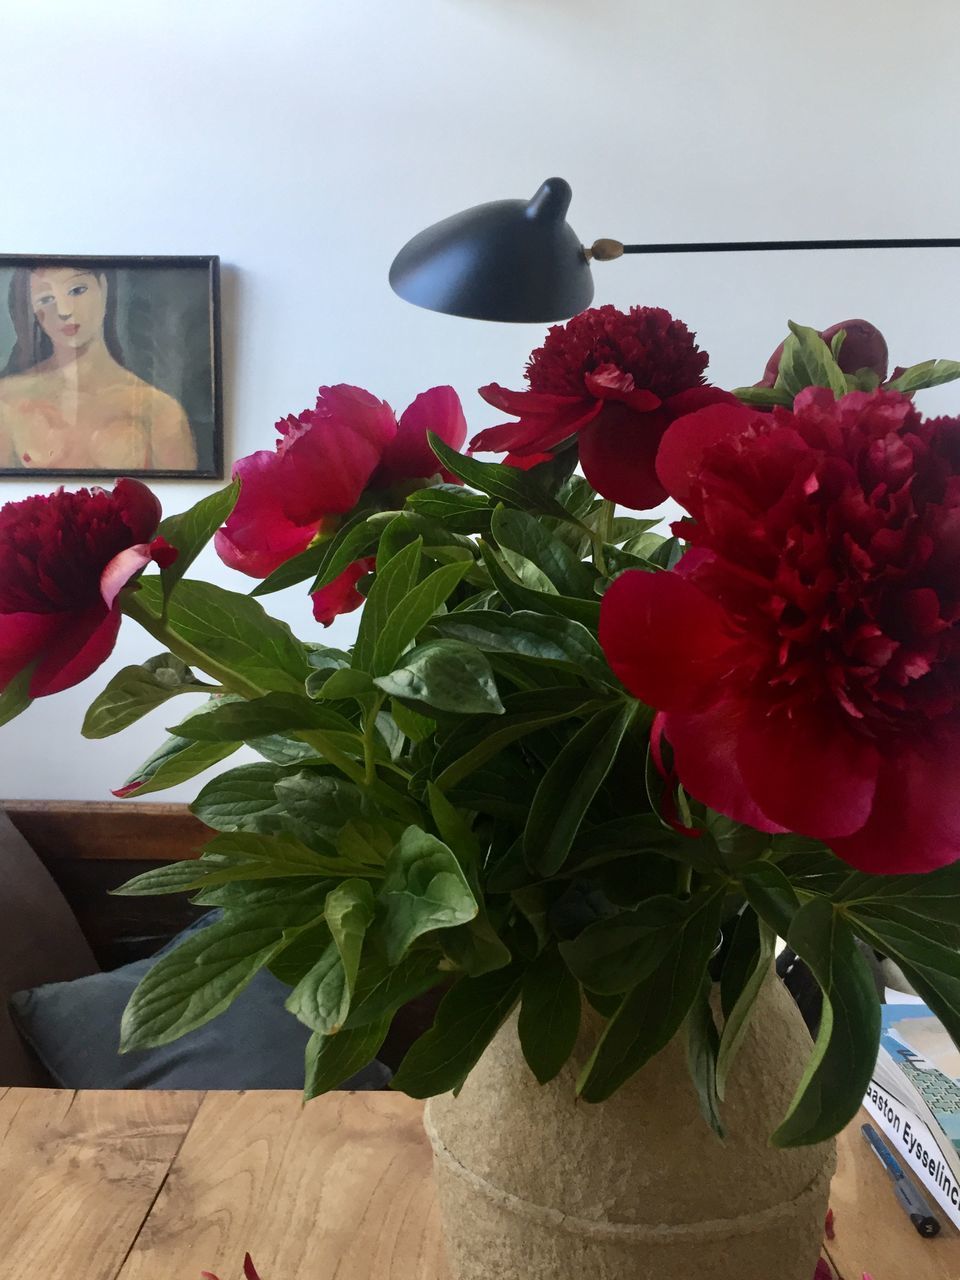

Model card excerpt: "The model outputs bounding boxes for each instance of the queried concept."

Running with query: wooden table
[0,1088,956,1280]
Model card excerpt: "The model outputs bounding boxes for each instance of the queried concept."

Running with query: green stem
[122,592,265,699]
[362,694,386,787]
[591,499,616,576]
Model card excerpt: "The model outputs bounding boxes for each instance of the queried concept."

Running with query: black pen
[861,1122,942,1238]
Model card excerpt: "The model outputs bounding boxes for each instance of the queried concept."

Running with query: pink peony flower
[0,480,173,699]
[215,385,466,587]
[599,388,960,874]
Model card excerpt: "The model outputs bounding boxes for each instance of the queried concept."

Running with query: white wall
[2,0,959,800]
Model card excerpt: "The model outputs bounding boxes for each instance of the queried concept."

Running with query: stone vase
[425,969,835,1280]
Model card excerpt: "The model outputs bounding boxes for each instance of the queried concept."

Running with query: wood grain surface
[0,1088,202,1280]
[2,1089,958,1280]
[118,1091,447,1280]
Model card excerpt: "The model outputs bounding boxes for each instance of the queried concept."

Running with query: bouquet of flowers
[3,306,959,1146]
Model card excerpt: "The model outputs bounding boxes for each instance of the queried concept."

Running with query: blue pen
[861,1122,942,1238]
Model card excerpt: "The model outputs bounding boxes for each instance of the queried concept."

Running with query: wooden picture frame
[0,254,222,479]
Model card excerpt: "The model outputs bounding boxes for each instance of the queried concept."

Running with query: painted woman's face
[29,269,107,352]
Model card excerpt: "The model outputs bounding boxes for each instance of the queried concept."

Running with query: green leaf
[716,912,775,1100]
[481,542,600,627]
[303,1016,391,1100]
[379,826,478,964]
[116,734,239,798]
[562,890,721,995]
[428,434,576,523]
[273,771,369,842]
[82,655,211,739]
[353,538,423,671]
[120,903,325,1050]
[518,947,581,1084]
[157,479,240,600]
[490,505,595,597]
[577,889,723,1102]
[432,610,614,686]
[731,384,794,408]
[305,512,380,596]
[343,951,444,1029]
[286,879,373,1034]
[887,358,960,394]
[390,966,523,1097]
[524,702,637,875]
[0,665,34,727]
[310,668,376,702]
[774,321,849,399]
[686,971,724,1139]
[136,577,311,695]
[191,761,304,832]
[771,897,880,1147]
[405,484,494,533]
[391,699,435,742]
[372,560,471,676]
[336,819,399,868]
[434,688,601,791]
[250,539,331,598]
[173,691,362,750]
[740,861,802,938]
[374,640,504,715]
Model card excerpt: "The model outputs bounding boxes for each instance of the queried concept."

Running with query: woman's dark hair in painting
[1,265,125,376]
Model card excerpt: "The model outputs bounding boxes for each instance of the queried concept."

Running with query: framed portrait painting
[0,254,222,479]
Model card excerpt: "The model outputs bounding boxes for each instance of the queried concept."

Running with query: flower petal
[830,737,960,873]
[279,385,397,525]
[664,702,788,834]
[100,544,156,608]
[0,611,60,691]
[736,702,880,839]
[478,383,582,415]
[113,477,163,542]
[374,385,467,485]
[216,450,322,578]
[470,400,600,457]
[599,568,739,710]
[311,557,376,627]
[655,401,764,508]
[578,402,671,509]
[31,604,121,697]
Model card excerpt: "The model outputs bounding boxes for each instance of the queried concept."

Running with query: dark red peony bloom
[599,387,960,874]
[311,555,376,627]
[0,479,172,699]
[471,305,734,508]
[759,318,889,387]
[216,385,466,581]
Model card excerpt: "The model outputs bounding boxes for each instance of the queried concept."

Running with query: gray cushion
[9,913,390,1091]
[0,811,99,1086]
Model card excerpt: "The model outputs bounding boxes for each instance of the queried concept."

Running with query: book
[863,1001,960,1230]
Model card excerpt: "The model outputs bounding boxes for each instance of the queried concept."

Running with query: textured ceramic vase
[425,969,835,1280]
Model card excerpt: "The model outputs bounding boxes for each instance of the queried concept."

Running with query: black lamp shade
[389,177,594,323]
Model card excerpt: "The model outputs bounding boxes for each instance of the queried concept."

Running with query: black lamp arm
[607,237,960,255]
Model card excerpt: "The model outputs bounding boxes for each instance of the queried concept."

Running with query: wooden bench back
[3,801,208,969]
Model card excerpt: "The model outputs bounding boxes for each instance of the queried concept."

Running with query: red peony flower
[759,318,889,388]
[471,305,734,508]
[311,556,376,627]
[0,479,172,699]
[216,385,466,581]
[599,387,960,874]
